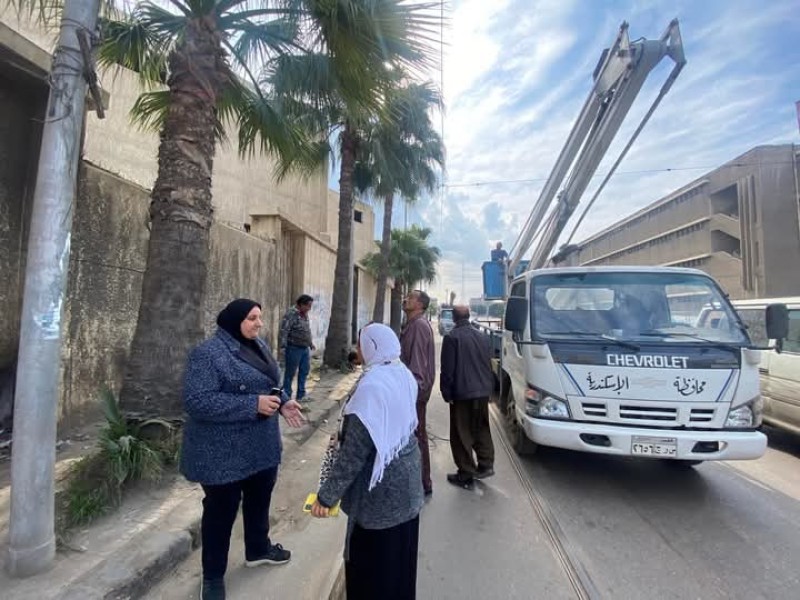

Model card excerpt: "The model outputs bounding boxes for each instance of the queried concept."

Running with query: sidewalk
[151,355,581,599]
[417,393,576,599]
[0,363,359,600]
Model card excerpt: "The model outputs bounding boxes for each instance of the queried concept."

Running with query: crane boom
[507,20,686,276]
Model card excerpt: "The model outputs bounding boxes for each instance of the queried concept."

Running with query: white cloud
[422,0,800,302]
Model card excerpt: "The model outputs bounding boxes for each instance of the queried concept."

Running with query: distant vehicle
[701,297,800,436]
[438,307,455,336]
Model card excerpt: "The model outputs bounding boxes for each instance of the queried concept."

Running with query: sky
[356,0,800,304]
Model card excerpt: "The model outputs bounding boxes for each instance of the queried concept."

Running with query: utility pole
[7,0,102,577]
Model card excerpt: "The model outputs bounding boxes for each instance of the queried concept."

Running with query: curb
[58,374,358,600]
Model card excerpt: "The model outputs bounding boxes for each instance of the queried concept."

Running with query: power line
[442,161,798,189]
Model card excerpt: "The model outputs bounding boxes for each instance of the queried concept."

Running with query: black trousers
[449,397,495,477]
[200,466,278,580]
[345,515,420,600]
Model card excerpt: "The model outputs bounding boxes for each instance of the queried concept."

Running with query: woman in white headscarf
[311,323,424,600]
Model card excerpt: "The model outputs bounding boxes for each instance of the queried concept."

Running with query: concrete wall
[0,12,391,427]
[0,11,331,235]
[302,238,337,350]
[59,164,150,426]
[59,163,295,427]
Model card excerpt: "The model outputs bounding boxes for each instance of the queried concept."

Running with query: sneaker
[201,578,225,600]
[245,543,291,567]
[474,467,495,480]
[446,473,475,490]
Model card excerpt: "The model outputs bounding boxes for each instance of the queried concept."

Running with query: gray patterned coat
[180,328,284,485]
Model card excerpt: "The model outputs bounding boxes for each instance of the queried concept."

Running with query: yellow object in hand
[303,493,340,517]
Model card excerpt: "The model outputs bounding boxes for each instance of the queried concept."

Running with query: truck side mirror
[766,303,789,349]
[504,297,528,334]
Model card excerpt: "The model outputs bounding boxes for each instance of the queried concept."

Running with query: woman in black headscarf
[181,299,305,600]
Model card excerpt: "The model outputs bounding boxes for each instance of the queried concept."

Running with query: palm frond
[220,79,328,179]
[98,14,175,87]
[228,16,302,69]
[129,90,170,132]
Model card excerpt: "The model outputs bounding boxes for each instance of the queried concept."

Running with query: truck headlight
[525,385,570,419]
[725,396,762,429]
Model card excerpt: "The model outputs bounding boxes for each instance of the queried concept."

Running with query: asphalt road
[488,390,800,598]
[428,332,800,599]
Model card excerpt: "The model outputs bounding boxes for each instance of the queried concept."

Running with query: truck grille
[689,408,715,423]
[582,403,607,418]
[579,401,718,426]
[620,405,677,421]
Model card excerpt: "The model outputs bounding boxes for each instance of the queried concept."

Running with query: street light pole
[7,0,101,577]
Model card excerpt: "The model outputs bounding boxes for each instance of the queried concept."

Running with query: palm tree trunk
[323,121,358,368]
[390,279,403,334]
[372,192,393,323]
[120,19,226,417]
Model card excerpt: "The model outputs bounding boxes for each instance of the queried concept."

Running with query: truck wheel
[506,393,537,456]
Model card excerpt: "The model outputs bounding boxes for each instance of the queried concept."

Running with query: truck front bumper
[522,417,767,461]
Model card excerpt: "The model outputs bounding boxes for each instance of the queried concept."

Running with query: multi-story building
[560,145,800,299]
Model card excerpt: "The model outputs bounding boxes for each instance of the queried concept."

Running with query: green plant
[57,389,176,533]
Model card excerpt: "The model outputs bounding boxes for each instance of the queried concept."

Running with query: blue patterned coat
[180,328,284,485]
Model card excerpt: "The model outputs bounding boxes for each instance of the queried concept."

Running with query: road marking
[489,405,601,600]
[718,462,774,493]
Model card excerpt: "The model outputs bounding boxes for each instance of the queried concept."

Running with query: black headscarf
[217,299,262,347]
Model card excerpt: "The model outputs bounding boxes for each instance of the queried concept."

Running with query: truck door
[503,280,529,411]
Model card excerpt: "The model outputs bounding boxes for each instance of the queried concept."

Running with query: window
[510,281,526,298]
[354,210,363,223]
[545,287,614,310]
[736,308,768,347]
[784,309,800,354]
[530,272,748,344]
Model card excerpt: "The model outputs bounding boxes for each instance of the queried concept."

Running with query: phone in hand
[302,493,340,517]
[270,387,286,403]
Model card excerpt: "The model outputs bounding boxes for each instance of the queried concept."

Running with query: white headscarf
[344,323,418,491]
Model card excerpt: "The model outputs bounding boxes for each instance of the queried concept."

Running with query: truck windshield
[440,309,454,321]
[531,272,749,345]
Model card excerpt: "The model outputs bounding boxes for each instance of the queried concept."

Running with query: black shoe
[474,466,495,480]
[201,578,225,600]
[446,473,475,490]
[245,543,291,567]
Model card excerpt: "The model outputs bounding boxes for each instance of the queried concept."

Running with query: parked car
[698,297,800,436]
[438,307,455,336]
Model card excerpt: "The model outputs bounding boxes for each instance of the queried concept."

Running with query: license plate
[631,436,677,457]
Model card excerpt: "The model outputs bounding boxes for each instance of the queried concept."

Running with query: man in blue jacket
[440,306,496,490]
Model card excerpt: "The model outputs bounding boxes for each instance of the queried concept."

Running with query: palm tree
[354,79,444,324]
[268,1,440,367]
[92,1,325,417]
[364,225,440,333]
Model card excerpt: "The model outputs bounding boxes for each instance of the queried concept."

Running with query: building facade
[0,14,387,430]
[560,145,800,299]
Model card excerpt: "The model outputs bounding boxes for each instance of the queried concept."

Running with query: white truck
[483,20,790,464]
[497,266,788,464]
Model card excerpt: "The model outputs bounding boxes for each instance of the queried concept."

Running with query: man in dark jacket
[440,306,495,489]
